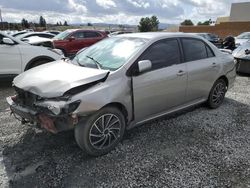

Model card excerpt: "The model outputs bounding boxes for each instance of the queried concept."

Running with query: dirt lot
[0,76,250,188]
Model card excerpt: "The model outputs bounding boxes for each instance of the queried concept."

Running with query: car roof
[114,32,203,40]
[16,32,55,39]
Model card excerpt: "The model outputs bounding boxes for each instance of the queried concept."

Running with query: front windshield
[237,33,250,39]
[73,37,148,71]
[53,30,70,40]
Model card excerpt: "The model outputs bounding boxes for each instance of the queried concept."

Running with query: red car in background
[53,29,107,57]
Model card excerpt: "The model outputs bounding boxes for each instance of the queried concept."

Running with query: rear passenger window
[84,32,101,38]
[140,39,181,70]
[182,39,207,62]
[73,32,85,39]
[206,45,215,58]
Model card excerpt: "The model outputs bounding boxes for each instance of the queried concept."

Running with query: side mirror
[3,38,15,45]
[68,36,75,41]
[138,60,152,73]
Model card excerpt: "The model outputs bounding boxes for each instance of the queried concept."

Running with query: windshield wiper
[86,55,102,69]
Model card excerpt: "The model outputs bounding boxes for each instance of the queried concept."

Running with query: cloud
[0,0,248,25]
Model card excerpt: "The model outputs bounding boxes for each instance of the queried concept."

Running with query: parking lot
[0,75,249,187]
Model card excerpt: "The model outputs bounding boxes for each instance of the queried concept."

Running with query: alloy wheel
[89,114,121,150]
[212,82,226,105]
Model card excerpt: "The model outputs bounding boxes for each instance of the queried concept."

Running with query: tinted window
[84,32,101,38]
[140,39,181,70]
[206,45,215,58]
[38,34,54,38]
[182,39,207,62]
[73,32,84,39]
[0,34,3,44]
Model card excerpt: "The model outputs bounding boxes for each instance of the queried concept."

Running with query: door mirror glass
[138,60,152,73]
[3,38,15,45]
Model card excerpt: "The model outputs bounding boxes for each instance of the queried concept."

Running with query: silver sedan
[7,32,236,156]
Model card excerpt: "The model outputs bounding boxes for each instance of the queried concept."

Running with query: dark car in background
[52,29,107,57]
[192,33,222,48]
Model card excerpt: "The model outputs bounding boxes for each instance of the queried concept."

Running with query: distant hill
[70,22,176,30]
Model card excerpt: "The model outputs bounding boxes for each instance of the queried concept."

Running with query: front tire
[74,107,126,156]
[207,79,227,109]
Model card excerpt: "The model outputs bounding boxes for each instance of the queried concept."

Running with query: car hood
[235,39,248,45]
[13,60,109,98]
[233,42,250,60]
[26,36,52,44]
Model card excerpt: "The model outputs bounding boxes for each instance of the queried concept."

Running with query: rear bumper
[236,59,250,74]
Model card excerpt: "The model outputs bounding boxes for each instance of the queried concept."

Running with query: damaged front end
[7,87,81,133]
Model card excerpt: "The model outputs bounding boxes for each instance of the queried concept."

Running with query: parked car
[6,33,236,156]
[25,36,54,48]
[16,32,55,42]
[108,31,133,37]
[12,30,33,37]
[0,32,63,79]
[44,30,61,35]
[52,29,107,57]
[222,36,236,51]
[191,33,222,48]
[235,32,250,47]
[232,41,250,74]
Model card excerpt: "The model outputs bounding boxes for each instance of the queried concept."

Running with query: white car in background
[0,32,64,79]
[235,32,250,47]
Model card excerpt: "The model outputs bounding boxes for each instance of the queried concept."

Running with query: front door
[132,39,188,122]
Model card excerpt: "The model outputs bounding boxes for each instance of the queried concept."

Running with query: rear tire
[74,107,126,156]
[207,79,227,109]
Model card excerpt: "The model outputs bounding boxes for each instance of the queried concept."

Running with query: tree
[138,15,159,32]
[197,20,210,25]
[63,21,68,26]
[180,19,194,26]
[87,22,93,26]
[39,16,46,27]
[21,18,29,28]
[150,15,159,31]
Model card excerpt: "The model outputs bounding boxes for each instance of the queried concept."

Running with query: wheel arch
[218,75,229,88]
[102,102,129,124]
[24,56,55,71]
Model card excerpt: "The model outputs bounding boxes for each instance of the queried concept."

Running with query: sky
[0,0,249,25]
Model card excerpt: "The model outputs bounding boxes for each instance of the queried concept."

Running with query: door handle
[177,70,186,76]
[212,62,217,67]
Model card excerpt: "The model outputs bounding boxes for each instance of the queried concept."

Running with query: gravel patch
[0,76,250,188]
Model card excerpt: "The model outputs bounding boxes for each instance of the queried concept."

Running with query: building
[179,2,250,38]
[230,2,250,22]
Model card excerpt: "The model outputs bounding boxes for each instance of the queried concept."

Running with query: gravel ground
[0,76,250,188]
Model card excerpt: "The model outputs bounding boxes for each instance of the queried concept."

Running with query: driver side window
[139,39,181,71]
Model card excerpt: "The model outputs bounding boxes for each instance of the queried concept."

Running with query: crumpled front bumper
[6,96,38,122]
[6,96,77,133]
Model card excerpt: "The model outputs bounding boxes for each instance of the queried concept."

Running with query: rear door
[83,31,104,46]
[0,34,21,75]
[181,38,219,102]
[132,39,188,122]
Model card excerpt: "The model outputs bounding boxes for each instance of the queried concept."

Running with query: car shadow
[1,98,250,187]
